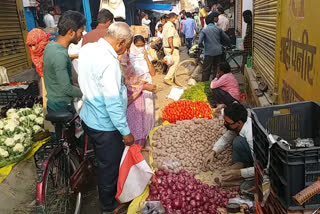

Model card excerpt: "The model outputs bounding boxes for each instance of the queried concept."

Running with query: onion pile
[148,170,240,214]
[152,118,230,174]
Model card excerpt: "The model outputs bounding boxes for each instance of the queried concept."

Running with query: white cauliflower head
[4,120,18,132]
[4,138,15,147]
[28,114,37,121]
[13,143,24,153]
[35,117,44,125]
[0,148,9,158]
[13,133,25,143]
[33,125,42,133]
[19,116,27,123]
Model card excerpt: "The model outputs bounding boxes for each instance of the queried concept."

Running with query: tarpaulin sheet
[136,3,172,11]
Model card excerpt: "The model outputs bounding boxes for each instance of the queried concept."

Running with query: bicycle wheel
[174,58,198,88]
[44,150,81,214]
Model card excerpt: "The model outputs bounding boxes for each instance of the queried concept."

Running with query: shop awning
[136,3,172,11]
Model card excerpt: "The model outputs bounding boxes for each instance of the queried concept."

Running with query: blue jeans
[186,38,193,52]
[232,136,254,167]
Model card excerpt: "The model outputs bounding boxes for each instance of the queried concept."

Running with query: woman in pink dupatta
[120,44,156,147]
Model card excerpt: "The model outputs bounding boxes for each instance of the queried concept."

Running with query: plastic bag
[163,55,173,66]
[116,145,153,203]
[140,201,165,214]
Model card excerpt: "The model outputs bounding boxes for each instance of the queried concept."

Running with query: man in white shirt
[43,7,57,28]
[204,103,254,182]
[156,24,163,39]
[216,5,230,32]
[142,13,151,36]
[78,22,134,213]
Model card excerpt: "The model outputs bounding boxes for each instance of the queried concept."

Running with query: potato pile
[152,117,232,174]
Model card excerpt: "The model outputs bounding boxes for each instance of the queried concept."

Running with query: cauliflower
[13,143,24,153]
[0,120,4,129]
[4,120,18,133]
[13,133,25,143]
[19,116,27,123]
[7,112,19,120]
[35,117,44,125]
[33,125,42,134]
[0,148,9,158]
[4,138,15,147]
[17,108,32,117]
[28,114,37,121]
[6,109,16,115]
[33,104,43,115]
[0,130,3,135]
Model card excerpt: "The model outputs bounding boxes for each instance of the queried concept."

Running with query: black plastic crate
[252,101,320,210]
[0,81,39,105]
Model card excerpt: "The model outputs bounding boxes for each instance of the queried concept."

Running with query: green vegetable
[180,82,212,102]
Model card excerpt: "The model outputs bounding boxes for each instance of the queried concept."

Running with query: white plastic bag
[116,145,153,203]
[163,55,173,66]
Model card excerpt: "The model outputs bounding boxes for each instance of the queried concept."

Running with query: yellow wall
[277,0,320,103]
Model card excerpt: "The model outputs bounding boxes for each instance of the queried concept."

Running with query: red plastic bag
[116,145,153,203]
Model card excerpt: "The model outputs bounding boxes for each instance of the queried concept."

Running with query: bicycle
[35,111,96,214]
[174,44,245,88]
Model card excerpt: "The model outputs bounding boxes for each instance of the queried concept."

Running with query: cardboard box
[131,25,149,38]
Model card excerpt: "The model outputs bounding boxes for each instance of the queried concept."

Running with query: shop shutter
[253,0,278,94]
[0,0,31,76]
[236,0,242,36]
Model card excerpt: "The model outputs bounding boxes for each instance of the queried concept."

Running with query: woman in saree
[120,36,156,147]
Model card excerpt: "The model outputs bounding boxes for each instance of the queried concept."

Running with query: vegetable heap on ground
[152,118,232,174]
[180,81,212,102]
[148,170,240,214]
[0,104,44,162]
[1,95,42,118]
[162,100,213,124]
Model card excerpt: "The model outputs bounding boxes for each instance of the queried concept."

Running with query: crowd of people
[25,4,254,213]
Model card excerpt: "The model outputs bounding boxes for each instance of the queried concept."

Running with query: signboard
[277,0,319,103]
[131,25,149,38]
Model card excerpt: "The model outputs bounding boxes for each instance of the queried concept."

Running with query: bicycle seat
[46,111,73,124]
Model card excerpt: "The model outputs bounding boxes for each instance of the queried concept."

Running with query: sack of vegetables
[162,100,213,124]
[0,104,44,168]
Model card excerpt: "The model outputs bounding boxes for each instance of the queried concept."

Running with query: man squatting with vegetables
[204,103,254,186]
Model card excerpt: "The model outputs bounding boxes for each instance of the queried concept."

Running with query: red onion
[195,193,201,201]
[156,170,164,176]
[186,196,191,202]
[190,200,197,207]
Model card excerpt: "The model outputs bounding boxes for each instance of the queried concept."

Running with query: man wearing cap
[199,12,231,82]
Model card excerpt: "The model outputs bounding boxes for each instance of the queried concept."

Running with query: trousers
[186,38,193,52]
[209,88,238,107]
[202,55,223,82]
[164,48,180,80]
[232,136,254,167]
[83,123,125,212]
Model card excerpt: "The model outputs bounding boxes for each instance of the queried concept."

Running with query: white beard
[100,0,126,19]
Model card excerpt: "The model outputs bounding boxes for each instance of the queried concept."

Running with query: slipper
[254,89,264,97]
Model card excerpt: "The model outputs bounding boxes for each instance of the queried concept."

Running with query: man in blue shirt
[183,12,198,53]
[78,22,134,213]
[199,11,231,81]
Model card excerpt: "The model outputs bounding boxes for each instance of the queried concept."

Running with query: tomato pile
[162,100,213,123]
